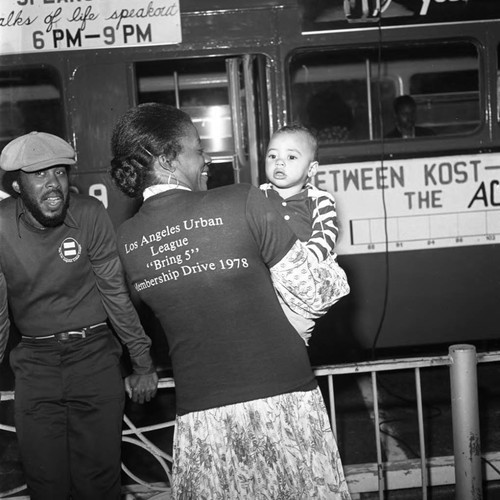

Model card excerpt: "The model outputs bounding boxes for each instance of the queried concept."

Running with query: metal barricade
[1,345,499,499]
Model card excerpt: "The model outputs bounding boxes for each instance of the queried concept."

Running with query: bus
[1,0,499,362]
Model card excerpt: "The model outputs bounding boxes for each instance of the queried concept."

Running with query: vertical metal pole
[226,58,244,183]
[449,344,483,500]
[415,368,428,499]
[365,58,374,140]
[243,54,260,187]
[371,371,384,500]
[173,71,180,109]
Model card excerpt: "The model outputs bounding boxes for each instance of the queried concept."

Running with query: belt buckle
[57,331,70,341]
[54,327,92,341]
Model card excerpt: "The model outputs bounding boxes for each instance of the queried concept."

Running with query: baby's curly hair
[110,103,193,198]
[273,123,319,162]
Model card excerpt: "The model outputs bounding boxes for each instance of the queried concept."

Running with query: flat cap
[0,131,76,172]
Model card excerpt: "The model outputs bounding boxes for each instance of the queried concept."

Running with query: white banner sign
[316,152,500,255]
[0,0,181,55]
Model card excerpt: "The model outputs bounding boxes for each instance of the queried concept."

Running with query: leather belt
[22,322,107,341]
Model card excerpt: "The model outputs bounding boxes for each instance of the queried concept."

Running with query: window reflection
[0,66,64,197]
[289,42,479,145]
[0,67,64,152]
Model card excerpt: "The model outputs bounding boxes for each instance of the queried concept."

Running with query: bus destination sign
[0,0,182,55]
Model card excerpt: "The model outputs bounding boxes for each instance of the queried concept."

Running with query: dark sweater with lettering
[117,183,317,415]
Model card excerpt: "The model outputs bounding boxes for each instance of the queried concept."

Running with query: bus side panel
[308,244,500,362]
[180,8,294,47]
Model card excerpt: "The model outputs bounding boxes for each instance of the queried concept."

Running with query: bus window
[137,58,235,188]
[497,44,500,124]
[0,66,64,152]
[409,69,479,136]
[289,48,393,143]
[137,55,271,188]
[205,156,237,190]
[288,41,480,145]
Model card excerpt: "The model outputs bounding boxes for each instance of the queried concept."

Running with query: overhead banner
[0,0,181,55]
[317,152,500,255]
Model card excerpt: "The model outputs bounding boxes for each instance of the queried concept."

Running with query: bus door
[133,53,272,366]
[136,54,271,190]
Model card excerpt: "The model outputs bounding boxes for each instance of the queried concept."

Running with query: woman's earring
[167,173,179,188]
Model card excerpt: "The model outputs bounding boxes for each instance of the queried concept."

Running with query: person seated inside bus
[260,124,349,345]
[386,94,435,139]
[306,88,353,143]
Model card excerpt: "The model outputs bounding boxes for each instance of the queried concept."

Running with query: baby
[261,124,349,344]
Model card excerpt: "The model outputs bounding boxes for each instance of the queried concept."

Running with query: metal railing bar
[121,436,172,488]
[122,415,173,463]
[371,371,384,499]
[327,374,337,439]
[415,366,428,500]
[122,421,175,435]
[2,347,500,498]
[314,355,451,376]
[0,390,14,400]
[157,378,176,389]
[476,351,500,363]
[313,349,500,377]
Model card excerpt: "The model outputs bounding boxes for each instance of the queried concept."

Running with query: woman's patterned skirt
[172,387,351,499]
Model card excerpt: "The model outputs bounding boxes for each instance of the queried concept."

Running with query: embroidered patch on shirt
[59,237,82,263]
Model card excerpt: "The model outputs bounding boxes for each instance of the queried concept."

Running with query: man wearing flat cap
[0,131,158,500]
